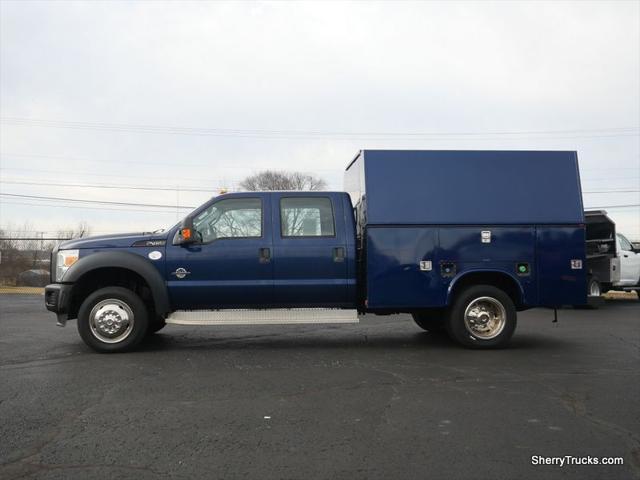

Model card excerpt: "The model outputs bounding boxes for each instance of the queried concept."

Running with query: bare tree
[240,171,327,191]
[55,221,92,241]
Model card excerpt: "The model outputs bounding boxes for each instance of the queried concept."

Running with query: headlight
[56,249,79,282]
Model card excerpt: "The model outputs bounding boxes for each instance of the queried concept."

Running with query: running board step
[166,309,359,326]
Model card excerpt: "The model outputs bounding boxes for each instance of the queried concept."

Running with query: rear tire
[412,310,446,332]
[588,277,601,298]
[577,277,602,309]
[77,286,149,353]
[446,285,516,349]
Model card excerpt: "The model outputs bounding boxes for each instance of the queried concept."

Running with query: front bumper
[44,283,73,326]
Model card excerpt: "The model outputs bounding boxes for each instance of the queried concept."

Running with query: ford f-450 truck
[45,150,587,352]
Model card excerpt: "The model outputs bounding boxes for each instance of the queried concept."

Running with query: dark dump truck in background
[45,150,587,352]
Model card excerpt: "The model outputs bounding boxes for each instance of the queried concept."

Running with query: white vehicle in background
[616,233,640,291]
[585,210,640,301]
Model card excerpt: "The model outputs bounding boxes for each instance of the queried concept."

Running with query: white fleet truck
[585,210,640,299]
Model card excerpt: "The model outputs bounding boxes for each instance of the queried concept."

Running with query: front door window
[193,198,262,243]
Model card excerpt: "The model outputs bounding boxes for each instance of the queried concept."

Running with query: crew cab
[45,150,588,352]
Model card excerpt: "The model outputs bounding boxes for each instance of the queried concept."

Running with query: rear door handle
[259,247,271,263]
[333,247,345,262]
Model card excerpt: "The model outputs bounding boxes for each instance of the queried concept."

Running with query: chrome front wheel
[89,299,135,344]
[77,286,149,353]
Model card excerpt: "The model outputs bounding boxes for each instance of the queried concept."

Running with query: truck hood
[59,232,169,250]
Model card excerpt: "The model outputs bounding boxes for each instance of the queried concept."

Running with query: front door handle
[259,247,271,263]
[333,247,345,262]
[171,268,191,279]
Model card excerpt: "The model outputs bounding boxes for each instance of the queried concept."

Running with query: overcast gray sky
[1,1,638,238]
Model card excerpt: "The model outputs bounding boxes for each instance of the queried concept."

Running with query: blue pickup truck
[45,150,587,352]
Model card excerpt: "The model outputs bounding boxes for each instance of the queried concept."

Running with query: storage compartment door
[537,227,587,306]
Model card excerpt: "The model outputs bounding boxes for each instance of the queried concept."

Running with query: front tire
[446,285,516,349]
[77,286,149,353]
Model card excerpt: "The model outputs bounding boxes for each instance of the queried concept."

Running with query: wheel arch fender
[446,269,525,308]
[64,251,170,316]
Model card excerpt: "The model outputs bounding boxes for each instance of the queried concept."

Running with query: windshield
[617,234,633,251]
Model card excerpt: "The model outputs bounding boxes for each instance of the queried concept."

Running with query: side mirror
[174,217,196,246]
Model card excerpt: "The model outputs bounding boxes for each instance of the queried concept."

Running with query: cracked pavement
[1,295,639,479]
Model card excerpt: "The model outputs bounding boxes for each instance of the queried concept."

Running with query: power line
[2,151,637,177]
[581,166,640,172]
[1,228,124,234]
[584,204,640,209]
[3,178,634,195]
[3,194,638,213]
[583,190,640,194]
[1,179,637,195]
[581,176,640,183]
[0,152,341,172]
[0,237,71,241]
[2,117,638,140]
[0,200,185,215]
[0,179,221,193]
[0,167,342,190]
[0,163,634,191]
[0,152,210,169]
[1,193,196,209]
[0,166,242,185]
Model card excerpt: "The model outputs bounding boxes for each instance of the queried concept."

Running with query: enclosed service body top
[344,150,587,309]
[345,150,584,226]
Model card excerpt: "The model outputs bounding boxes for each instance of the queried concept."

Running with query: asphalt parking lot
[1,294,639,480]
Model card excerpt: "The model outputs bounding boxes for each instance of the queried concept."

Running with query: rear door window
[280,197,335,237]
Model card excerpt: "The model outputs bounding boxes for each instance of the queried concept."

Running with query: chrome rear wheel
[463,296,506,340]
[446,285,517,349]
